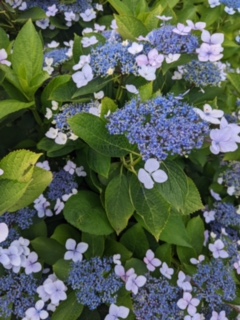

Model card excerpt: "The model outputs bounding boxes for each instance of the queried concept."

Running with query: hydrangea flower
[143,249,161,271]
[177,292,200,316]
[64,239,88,262]
[105,304,130,320]
[138,158,168,189]
[23,300,49,320]
[0,223,9,243]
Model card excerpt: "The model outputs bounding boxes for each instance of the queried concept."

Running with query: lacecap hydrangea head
[107,94,210,161]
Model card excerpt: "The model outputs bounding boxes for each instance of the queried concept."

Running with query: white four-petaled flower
[104,304,129,320]
[138,158,168,189]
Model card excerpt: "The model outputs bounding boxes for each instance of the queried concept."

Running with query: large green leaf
[107,0,133,15]
[156,161,188,212]
[120,224,149,259]
[7,166,52,212]
[81,233,105,259]
[0,149,41,182]
[31,237,65,265]
[68,113,137,157]
[159,214,192,247]
[182,178,204,215]
[86,148,111,178]
[11,20,43,84]
[130,174,172,240]
[105,174,134,234]
[0,180,30,216]
[115,15,149,40]
[0,100,34,122]
[64,191,113,235]
[52,292,84,320]
[71,77,112,99]
[227,73,240,95]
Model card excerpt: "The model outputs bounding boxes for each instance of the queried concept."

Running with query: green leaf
[227,73,240,94]
[0,100,34,122]
[7,166,52,212]
[125,258,148,275]
[139,82,153,101]
[52,292,84,320]
[177,217,205,264]
[72,77,112,99]
[31,237,65,265]
[120,224,149,259]
[0,27,10,49]
[104,239,133,262]
[115,15,149,40]
[14,7,47,22]
[41,75,71,107]
[130,174,172,241]
[0,180,30,216]
[100,97,118,117]
[53,259,72,282]
[223,147,240,161]
[86,148,111,178]
[159,214,192,247]
[68,113,137,157]
[122,0,148,16]
[182,178,204,215]
[81,233,105,259]
[105,174,134,234]
[64,191,113,235]
[156,161,188,213]
[51,224,81,246]
[155,243,172,265]
[107,0,133,15]
[37,137,83,157]
[11,20,43,84]
[49,79,79,102]
[0,149,41,182]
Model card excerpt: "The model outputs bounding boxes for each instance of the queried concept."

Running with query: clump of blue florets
[107,95,210,161]
[147,25,199,55]
[67,257,123,310]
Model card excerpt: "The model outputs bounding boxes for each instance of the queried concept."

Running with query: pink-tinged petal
[188,304,197,316]
[135,54,148,66]
[152,169,168,183]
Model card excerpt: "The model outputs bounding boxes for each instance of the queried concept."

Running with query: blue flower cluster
[67,257,123,310]
[220,0,240,9]
[47,169,78,201]
[147,25,199,55]
[132,274,183,320]
[0,208,36,230]
[25,0,92,13]
[181,60,223,87]
[0,272,39,318]
[212,202,240,228]
[221,161,240,197]
[44,48,70,67]
[107,95,210,161]
[54,102,93,132]
[90,42,139,76]
[193,259,236,314]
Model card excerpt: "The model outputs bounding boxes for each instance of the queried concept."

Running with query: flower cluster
[67,256,123,310]
[107,94,210,161]
[217,161,240,197]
